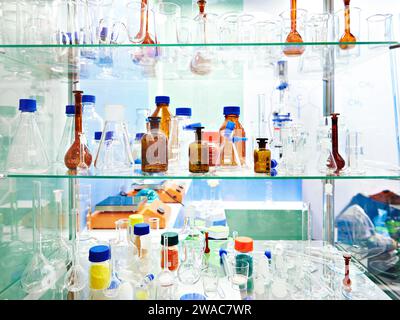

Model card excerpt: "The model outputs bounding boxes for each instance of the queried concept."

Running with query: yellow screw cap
[129,214,144,227]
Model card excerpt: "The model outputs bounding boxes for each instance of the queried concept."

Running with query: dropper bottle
[189,126,209,173]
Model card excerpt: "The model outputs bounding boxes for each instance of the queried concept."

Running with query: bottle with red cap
[234,236,254,294]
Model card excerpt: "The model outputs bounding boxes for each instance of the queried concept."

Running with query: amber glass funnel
[64,91,92,170]
[339,0,356,49]
[283,0,305,56]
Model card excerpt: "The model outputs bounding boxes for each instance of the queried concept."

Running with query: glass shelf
[0,41,398,81]
[4,167,400,180]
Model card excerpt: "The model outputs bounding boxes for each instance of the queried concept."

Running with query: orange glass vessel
[219,106,246,165]
[283,0,305,56]
[150,96,172,139]
[64,91,92,170]
[339,0,356,50]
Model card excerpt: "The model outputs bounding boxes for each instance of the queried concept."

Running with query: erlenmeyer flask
[21,181,56,296]
[216,121,242,171]
[95,105,134,173]
[64,208,88,300]
[6,99,49,173]
[55,105,75,168]
[156,234,176,300]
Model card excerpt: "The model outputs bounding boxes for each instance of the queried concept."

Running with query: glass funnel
[21,181,56,296]
[95,104,134,173]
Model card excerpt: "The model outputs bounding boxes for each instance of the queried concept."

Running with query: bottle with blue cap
[6,99,49,173]
[88,245,112,300]
[216,120,242,170]
[56,105,76,166]
[82,95,103,152]
[219,106,246,166]
[133,223,152,275]
[151,96,172,139]
[169,107,193,171]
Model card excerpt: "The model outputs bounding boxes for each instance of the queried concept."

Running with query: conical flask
[216,121,242,171]
[6,99,49,173]
[55,105,75,167]
[94,105,134,173]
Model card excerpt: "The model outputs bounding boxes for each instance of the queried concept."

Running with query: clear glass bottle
[235,236,254,295]
[133,132,145,168]
[64,91,92,171]
[169,107,193,170]
[217,121,241,169]
[6,99,50,173]
[219,106,246,165]
[254,138,271,174]
[82,95,104,152]
[88,245,111,300]
[160,232,180,272]
[141,116,168,173]
[133,223,152,276]
[150,96,172,139]
[56,105,75,167]
[94,104,133,173]
[189,126,209,173]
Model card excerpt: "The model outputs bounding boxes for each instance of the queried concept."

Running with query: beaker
[228,257,249,293]
[126,1,147,44]
[367,14,393,48]
[21,181,56,296]
[95,104,134,173]
[202,265,219,298]
[346,131,365,175]
[253,20,281,64]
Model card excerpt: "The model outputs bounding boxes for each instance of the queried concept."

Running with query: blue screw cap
[89,245,110,263]
[19,99,36,112]
[134,223,150,236]
[94,131,102,141]
[65,105,75,115]
[264,249,272,259]
[155,96,170,105]
[82,95,96,104]
[223,106,240,116]
[271,159,278,169]
[176,107,191,117]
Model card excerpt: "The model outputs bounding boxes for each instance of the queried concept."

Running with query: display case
[0,0,400,300]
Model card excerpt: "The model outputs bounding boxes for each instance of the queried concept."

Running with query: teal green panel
[225,209,309,240]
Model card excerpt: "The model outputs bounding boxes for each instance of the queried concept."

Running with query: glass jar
[235,236,254,294]
[88,245,111,300]
[133,223,152,275]
[160,232,179,271]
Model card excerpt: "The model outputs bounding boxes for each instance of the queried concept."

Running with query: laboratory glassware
[135,108,150,135]
[103,239,122,299]
[133,223,152,275]
[219,249,232,277]
[49,190,71,270]
[169,107,193,171]
[64,91,92,170]
[95,104,133,173]
[216,121,242,170]
[141,117,168,173]
[55,105,75,167]
[160,232,179,271]
[64,208,87,300]
[0,105,17,171]
[82,95,104,152]
[156,234,176,300]
[177,240,202,285]
[202,265,219,298]
[342,253,352,294]
[189,126,209,173]
[330,113,345,175]
[21,181,56,295]
[134,273,155,300]
[112,219,137,276]
[228,256,249,293]
[346,131,365,175]
[219,106,246,165]
[338,0,356,50]
[92,131,102,158]
[367,14,393,48]
[150,96,172,139]
[235,236,254,294]
[88,245,111,300]
[190,0,218,75]
[254,138,271,174]
[6,99,49,173]
[126,1,147,44]
[128,214,145,244]
[203,132,219,168]
[318,139,338,175]
[133,133,145,168]
[280,0,307,56]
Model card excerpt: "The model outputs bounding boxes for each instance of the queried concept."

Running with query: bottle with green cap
[254,138,271,174]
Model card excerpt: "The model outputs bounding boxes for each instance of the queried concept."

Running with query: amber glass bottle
[254,138,271,174]
[150,96,171,139]
[219,106,246,165]
[64,91,92,170]
[189,126,209,173]
[141,117,168,173]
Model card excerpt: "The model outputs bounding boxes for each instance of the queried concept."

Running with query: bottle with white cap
[94,104,133,173]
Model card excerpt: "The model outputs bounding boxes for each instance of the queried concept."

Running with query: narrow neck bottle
[74,93,83,140]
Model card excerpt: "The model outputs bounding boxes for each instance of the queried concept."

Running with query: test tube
[219,248,232,278]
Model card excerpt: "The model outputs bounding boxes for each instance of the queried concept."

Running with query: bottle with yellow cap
[88,245,111,300]
[234,236,254,295]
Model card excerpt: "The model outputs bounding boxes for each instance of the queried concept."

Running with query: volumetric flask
[95,105,134,173]
[335,6,361,59]
[280,6,308,57]
[367,14,393,48]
